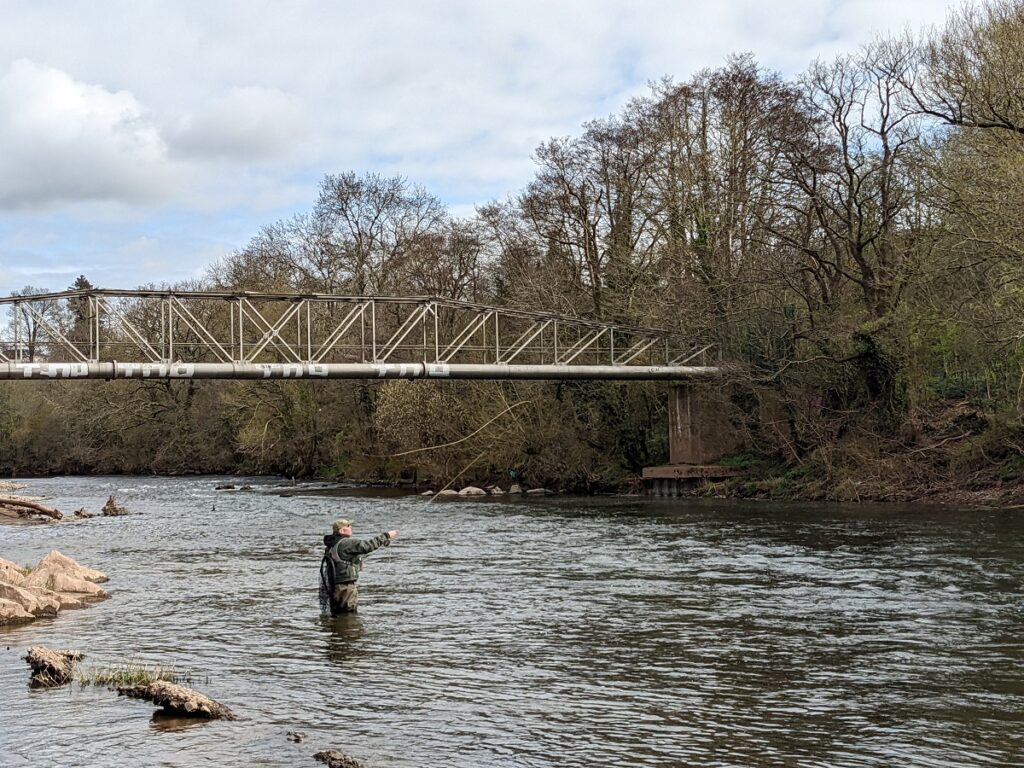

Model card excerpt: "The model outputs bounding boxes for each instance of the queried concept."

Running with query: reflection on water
[323,614,366,664]
[0,476,1022,767]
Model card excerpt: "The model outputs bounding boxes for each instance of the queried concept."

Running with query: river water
[1,476,1022,767]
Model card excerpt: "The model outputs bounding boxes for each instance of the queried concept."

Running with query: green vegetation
[77,659,179,687]
[2,1,1024,502]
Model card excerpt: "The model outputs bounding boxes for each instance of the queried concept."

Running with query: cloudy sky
[0,0,956,298]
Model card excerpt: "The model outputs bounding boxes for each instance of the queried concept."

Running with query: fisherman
[320,519,397,615]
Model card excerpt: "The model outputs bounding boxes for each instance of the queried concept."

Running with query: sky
[0,0,959,298]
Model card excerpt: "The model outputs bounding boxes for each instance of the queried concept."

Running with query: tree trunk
[0,497,63,519]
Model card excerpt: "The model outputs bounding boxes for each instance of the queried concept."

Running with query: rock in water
[117,680,236,720]
[0,557,27,586]
[0,598,34,625]
[102,495,130,516]
[314,750,365,768]
[25,645,83,686]
[34,550,109,583]
[0,582,60,616]
[458,486,487,496]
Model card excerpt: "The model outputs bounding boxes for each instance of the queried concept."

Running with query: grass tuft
[77,659,180,687]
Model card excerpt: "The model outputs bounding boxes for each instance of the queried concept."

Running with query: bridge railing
[0,290,715,371]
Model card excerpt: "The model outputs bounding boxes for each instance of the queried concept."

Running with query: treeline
[3,1,1024,499]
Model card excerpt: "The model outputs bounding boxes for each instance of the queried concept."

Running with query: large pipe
[0,361,721,381]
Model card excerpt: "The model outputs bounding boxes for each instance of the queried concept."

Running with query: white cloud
[0,59,176,209]
[168,86,305,161]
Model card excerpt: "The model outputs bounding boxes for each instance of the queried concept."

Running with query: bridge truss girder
[0,290,718,380]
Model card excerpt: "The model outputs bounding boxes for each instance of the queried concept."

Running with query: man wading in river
[320,519,397,615]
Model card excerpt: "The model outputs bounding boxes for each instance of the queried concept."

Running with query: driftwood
[102,496,129,516]
[314,751,365,768]
[117,680,235,720]
[0,497,62,520]
[24,645,83,686]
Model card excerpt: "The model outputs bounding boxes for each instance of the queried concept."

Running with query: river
[1,476,1022,766]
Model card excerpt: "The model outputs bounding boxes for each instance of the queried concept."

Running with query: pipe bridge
[0,289,719,381]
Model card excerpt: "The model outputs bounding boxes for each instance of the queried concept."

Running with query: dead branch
[0,497,63,520]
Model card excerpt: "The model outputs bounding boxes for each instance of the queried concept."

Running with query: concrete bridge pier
[643,383,742,495]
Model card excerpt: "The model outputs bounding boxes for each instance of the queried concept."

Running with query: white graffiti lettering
[258,363,332,378]
[15,363,89,379]
[120,363,195,378]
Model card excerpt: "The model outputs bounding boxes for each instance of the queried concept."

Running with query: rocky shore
[0,551,109,625]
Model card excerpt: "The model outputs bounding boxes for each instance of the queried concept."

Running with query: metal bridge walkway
[0,289,720,381]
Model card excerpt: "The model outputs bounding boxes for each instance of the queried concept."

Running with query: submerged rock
[314,750,365,768]
[24,645,83,686]
[117,680,236,720]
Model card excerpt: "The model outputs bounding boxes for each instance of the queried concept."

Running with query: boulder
[0,582,60,617]
[525,488,551,495]
[117,680,235,720]
[435,489,459,497]
[25,569,109,601]
[24,645,82,686]
[458,486,487,496]
[35,551,109,583]
[420,490,434,496]
[33,585,92,611]
[0,557,27,586]
[0,597,34,624]
[488,486,505,495]
[508,484,522,494]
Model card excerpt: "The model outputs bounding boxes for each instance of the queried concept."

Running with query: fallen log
[25,645,83,686]
[0,497,62,520]
[117,680,235,720]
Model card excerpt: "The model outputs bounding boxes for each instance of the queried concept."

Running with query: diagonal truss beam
[97,299,162,362]
[313,301,368,363]
[439,311,493,363]
[377,304,432,362]
[239,298,304,363]
[169,297,233,363]
[0,290,716,374]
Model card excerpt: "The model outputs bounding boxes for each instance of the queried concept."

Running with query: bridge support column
[643,384,743,494]
[668,383,738,464]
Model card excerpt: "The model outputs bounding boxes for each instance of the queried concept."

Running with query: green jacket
[323,532,391,585]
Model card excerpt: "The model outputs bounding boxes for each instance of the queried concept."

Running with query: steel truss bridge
[0,290,719,381]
